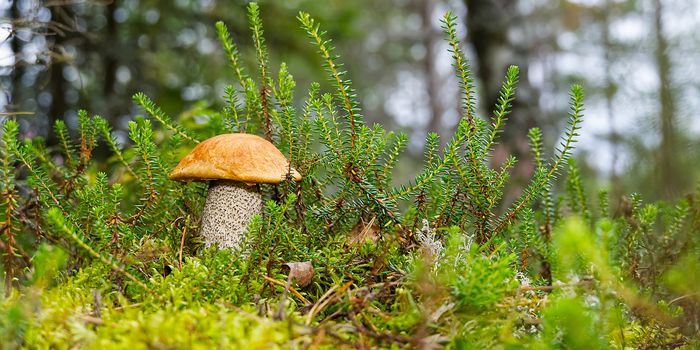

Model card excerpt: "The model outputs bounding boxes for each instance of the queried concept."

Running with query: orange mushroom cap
[169,133,302,184]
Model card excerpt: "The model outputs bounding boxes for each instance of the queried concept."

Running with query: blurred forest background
[1,0,699,203]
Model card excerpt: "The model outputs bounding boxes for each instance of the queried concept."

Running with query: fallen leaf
[282,261,314,287]
[347,217,380,246]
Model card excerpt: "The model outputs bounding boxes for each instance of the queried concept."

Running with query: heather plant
[0,3,698,348]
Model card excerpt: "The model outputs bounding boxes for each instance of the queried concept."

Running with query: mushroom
[169,133,301,249]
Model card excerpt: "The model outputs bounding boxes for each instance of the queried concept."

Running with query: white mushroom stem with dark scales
[200,180,262,249]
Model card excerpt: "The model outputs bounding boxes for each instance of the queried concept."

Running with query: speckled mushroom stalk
[200,180,263,249]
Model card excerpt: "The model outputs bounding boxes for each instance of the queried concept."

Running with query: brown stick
[263,276,311,305]
[178,216,190,271]
[306,281,354,325]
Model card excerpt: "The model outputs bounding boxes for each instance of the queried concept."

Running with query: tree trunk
[9,0,22,114]
[464,0,539,204]
[422,0,445,139]
[601,0,623,205]
[46,5,70,147]
[653,0,682,199]
[103,1,118,100]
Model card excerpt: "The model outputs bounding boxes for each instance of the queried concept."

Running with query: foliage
[0,3,698,348]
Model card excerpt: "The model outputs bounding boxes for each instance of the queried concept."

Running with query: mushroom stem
[200,180,263,249]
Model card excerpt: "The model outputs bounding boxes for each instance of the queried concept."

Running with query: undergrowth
[0,3,698,349]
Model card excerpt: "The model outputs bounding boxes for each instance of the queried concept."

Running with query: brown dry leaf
[347,217,380,246]
[282,261,314,287]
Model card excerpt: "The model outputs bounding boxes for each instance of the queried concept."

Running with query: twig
[306,285,339,325]
[274,274,293,321]
[306,281,355,325]
[0,112,34,116]
[146,215,184,240]
[178,216,190,271]
[263,275,311,305]
[317,309,345,325]
[668,293,700,305]
[81,315,105,326]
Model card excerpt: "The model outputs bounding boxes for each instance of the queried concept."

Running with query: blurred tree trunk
[46,5,71,147]
[101,0,129,123]
[422,0,445,139]
[465,0,547,282]
[653,0,682,199]
[9,0,22,113]
[601,1,623,204]
[463,0,539,201]
[103,1,118,100]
